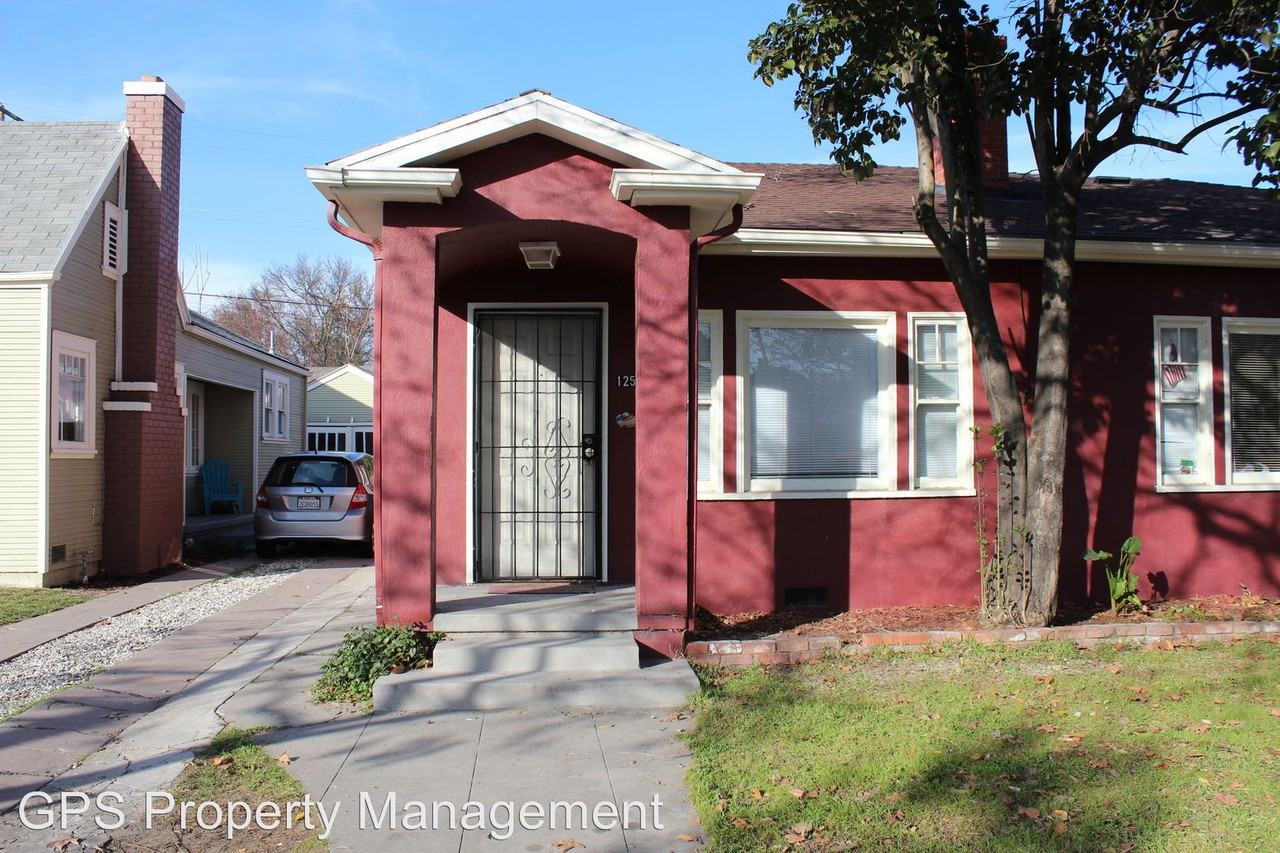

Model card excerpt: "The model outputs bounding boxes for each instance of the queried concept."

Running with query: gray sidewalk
[259,706,702,852]
[0,561,704,852]
[0,558,371,815]
[0,557,259,664]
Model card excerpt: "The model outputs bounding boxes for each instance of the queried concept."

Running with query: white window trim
[1223,317,1280,487]
[262,369,290,441]
[1153,316,1215,489]
[735,310,897,493]
[697,309,724,493]
[50,329,97,459]
[186,385,204,474]
[908,312,975,490]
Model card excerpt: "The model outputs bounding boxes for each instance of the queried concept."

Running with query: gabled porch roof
[305,90,761,239]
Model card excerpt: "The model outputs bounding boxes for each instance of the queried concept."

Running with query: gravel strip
[0,560,307,719]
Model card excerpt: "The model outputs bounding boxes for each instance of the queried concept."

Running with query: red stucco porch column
[632,219,695,657]
[374,224,446,626]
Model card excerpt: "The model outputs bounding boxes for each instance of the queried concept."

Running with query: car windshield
[266,458,355,488]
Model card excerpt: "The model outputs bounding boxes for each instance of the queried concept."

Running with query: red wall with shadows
[694,255,1280,613]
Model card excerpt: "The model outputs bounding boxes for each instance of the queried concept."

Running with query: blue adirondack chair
[200,459,243,515]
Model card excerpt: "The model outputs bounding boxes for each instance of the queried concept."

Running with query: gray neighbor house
[0,80,307,588]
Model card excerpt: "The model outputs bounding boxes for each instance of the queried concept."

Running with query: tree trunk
[1023,193,1079,625]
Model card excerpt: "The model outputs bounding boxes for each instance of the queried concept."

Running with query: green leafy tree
[750,0,1280,625]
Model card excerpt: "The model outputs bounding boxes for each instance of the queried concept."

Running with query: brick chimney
[932,114,1010,189]
[102,76,186,576]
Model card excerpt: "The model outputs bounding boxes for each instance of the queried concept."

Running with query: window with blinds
[743,313,894,491]
[911,315,973,488]
[1227,323,1280,484]
[1154,318,1213,486]
[697,311,723,491]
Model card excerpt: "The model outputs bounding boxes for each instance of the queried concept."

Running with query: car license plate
[296,496,322,510]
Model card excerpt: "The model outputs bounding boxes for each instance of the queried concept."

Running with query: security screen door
[474,311,602,580]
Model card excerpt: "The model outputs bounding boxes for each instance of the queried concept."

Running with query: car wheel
[255,539,278,559]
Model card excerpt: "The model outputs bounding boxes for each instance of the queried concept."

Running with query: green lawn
[0,587,96,625]
[687,639,1280,852]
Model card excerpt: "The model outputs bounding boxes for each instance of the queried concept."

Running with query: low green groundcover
[312,625,443,704]
[0,587,93,625]
[687,639,1280,852]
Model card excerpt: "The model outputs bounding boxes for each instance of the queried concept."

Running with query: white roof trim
[610,169,761,206]
[705,228,1280,268]
[0,271,59,285]
[305,166,462,236]
[307,363,373,391]
[324,90,741,174]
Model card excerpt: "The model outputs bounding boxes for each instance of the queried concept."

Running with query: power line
[182,290,371,311]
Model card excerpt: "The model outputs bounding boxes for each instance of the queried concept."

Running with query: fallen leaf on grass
[1017,806,1041,820]
[886,809,906,824]
[885,791,904,804]
[1216,793,1240,806]
[1054,821,1069,835]
[1188,723,1211,734]
[210,755,232,767]
[1107,664,1123,674]
[552,840,585,852]
[750,788,768,800]
[1050,809,1069,821]
[1035,675,1054,685]
[730,818,749,828]
[1270,709,1280,718]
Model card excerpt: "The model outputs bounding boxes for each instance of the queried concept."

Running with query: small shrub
[311,625,443,704]
[1084,536,1143,614]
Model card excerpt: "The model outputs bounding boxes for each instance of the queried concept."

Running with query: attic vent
[102,201,126,279]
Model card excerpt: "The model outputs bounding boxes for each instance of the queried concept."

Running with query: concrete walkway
[0,558,370,815]
[0,557,258,664]
[0,570,704,852]
[260,707,702,851]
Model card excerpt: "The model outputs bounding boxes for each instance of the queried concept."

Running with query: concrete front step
[374,660,701,711]
[432,632,640,673]
[434,585,638,632]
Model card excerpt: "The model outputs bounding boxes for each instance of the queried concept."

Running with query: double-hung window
[739,312,895,492]
[697,310,723,492]
[262,371,290,440]
[1153,317,1214,486]
[1225,319,1280,485]
[51,330,96,457]
[910,314,974,489]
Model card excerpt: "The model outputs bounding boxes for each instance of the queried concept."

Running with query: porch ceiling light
[519,241,560,270]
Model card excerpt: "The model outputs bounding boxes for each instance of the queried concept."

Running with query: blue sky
[1,1,1259,301]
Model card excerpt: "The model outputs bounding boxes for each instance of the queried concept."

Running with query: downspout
[685,204,744,630]
[325,200,386,619]
[114,156,127,382]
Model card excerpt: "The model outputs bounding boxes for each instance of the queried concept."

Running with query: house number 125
[616,375,636,388]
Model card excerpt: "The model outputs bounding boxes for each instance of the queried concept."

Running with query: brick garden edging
[685,619,1280,666]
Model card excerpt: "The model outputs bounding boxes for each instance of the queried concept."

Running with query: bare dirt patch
[694,591,1280,641]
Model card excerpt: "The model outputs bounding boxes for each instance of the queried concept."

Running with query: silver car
[254,452,373,558]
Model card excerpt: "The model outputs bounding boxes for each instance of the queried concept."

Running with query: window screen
[748,325,881,480]
[1229,331,1280,476]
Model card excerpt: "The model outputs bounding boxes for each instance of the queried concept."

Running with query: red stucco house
[307,91,1280,656]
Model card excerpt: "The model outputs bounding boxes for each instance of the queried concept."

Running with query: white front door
[474,311,601,580]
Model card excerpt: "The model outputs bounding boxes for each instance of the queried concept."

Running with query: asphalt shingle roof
[0,121,127,274]
[733,163,1280,245]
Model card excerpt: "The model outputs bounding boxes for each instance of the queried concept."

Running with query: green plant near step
[312,625,444,704]
[1083,536,1143,614]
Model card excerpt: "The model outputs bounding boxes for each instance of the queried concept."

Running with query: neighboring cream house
[306,364,373,454]
[0,78,306,587]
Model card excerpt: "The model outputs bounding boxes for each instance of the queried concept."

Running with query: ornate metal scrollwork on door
[542,417,574,499]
